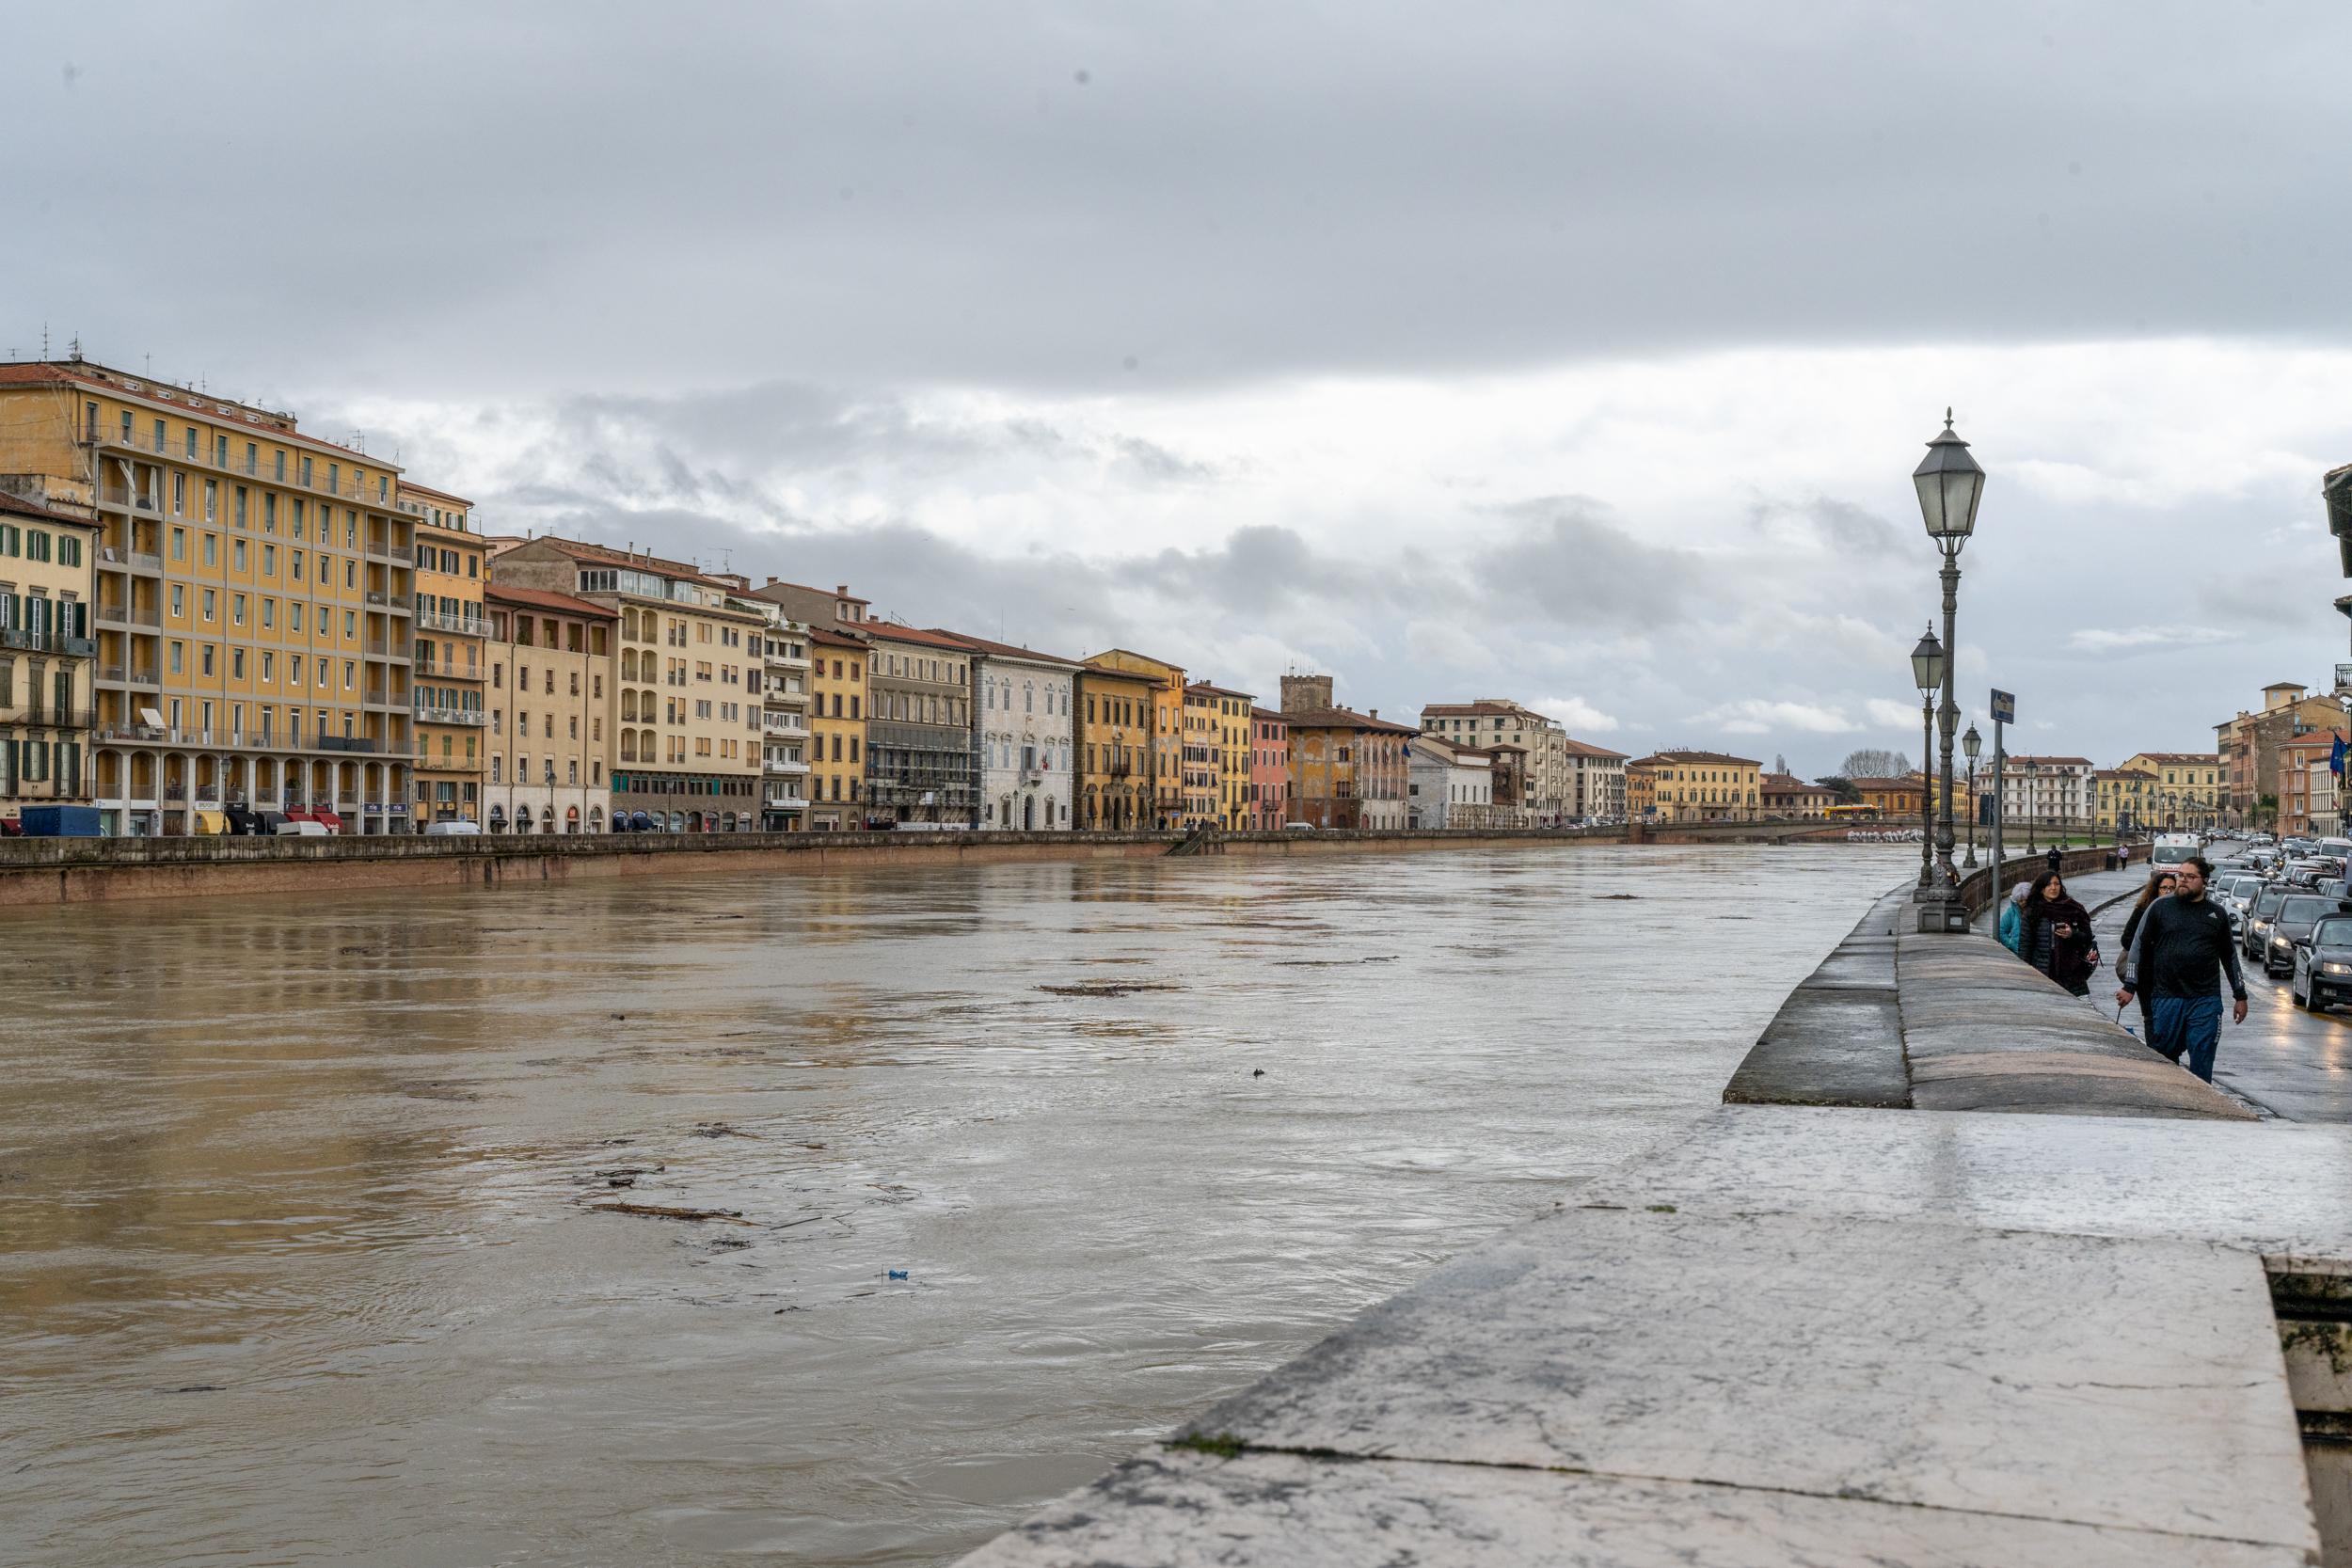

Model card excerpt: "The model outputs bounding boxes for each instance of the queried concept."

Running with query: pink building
[1249,706,1292,831]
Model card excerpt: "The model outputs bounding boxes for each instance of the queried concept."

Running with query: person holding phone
[2021,869,2101,997]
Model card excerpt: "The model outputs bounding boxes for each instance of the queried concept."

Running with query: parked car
[1283,821,1317,832]
[2246,884,2293,960]
[2218,874,2265,932]
[2260,893,2352,978]
[2292,914,2352,1010]
[423,819,483,837]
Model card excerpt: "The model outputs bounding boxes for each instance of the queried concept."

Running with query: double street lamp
[1911,411,1985,932]
[1912,625,1945,890]
[1962,721,1981,867]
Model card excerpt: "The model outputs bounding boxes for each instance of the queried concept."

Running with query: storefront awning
[194,811,228,834]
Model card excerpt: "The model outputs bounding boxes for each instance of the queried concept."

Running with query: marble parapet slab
[957,1448,2312,1568]
[1173,1207,2312,1553]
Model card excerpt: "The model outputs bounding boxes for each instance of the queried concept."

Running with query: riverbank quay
[954,878,2350,1567]
[0,817,1851,907]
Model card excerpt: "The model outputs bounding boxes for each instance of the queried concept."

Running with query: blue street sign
[1990,689,2015,724]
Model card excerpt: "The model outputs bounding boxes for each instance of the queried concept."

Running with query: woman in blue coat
[1997,882,2030,955]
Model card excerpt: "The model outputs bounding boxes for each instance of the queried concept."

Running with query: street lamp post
[2026,759,2040,854]
[1911,625,1946,894]
[1963,721,1981,868]
[1912,411,1984,933]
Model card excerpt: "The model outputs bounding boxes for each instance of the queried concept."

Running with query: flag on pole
[2333,734,2346,777]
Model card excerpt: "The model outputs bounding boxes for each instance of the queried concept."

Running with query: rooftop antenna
[67,333,81,361]
[40,323,48,358]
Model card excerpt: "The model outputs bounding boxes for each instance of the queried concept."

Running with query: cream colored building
[2117,751,2223,832]
[750,598,813,830]
[490,536,765,831]
[0,356,415,834]
[0,489,99,816]
[482,585,614,833]
[1418,701,1570,821]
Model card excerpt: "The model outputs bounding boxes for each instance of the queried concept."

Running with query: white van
[424,819,483,837]
[2150,833,2201,870]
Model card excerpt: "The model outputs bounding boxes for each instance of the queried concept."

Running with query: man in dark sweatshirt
[2116,856,2247,1082]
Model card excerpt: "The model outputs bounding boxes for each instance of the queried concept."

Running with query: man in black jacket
[2116,857,2248,1082]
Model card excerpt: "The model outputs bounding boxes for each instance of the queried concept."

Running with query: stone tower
[1281,673,1335,714]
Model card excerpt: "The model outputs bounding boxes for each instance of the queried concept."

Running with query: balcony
[763,756,810,776]
[95,601,162,629]
[83,424,402,509]
[99,546,164,578]
[1,628,98,656]
[364,591,414,615]
[761,714,805,735]
[96,663,163,688]
[763,791,810,811]
[414,607,483,635]
[415,702,487,727]
[0,706,96,730]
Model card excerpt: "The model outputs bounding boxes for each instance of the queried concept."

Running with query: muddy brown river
[0,843,1908,1566]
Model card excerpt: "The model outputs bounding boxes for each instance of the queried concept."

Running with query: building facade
[1085,649,1187,829]
[1626,751,1763,822]
[0,357,418,835]
[1280,674,1412,831]
[2117,751,2224,832]
[2092,768,2157,835]
[0,490,98,818]
[482,585,613,833]
[2280,733,2341,837]
[1564,737,1628,821]
[1076,660,1155,831]
[2000,755,2093,834]
[864,624,974,827]
[402,483,485,828]
[1186,682,1255,829]
[1248,707,1291,831]
[1851,774,1926,821]
[492,536,765,831]
[1417,700,1569,821]
[1406,735,1494,828]
[752,604,813,831]
[806,626,868,831]
[958,632,1079,831]
[2217,683,2345,828]
[1760,772,1839,817]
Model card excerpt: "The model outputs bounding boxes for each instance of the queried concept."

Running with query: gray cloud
[1472,499,1705,628]
[9,5,2352,398]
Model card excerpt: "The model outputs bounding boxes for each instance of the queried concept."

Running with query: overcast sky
[8,2,2351,775]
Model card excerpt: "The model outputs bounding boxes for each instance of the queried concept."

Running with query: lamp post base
[1913,890,1971,934]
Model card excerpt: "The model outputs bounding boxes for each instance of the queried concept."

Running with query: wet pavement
[0,845,1910,1568]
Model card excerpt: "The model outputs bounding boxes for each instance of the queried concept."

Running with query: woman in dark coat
[2020,868,2102,996]
[2116,869,2178,1040]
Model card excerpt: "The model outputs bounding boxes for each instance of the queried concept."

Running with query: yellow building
[0,490,100,817]
[2118,751,2224,832]
[0,356,416,834]
[1076,659,1155,830]
[1626,750,1762,822]
[1086,648,1186,829]
[483,585,614,833]
[1185,681,1255,829]
[2092,768,2157,835]
[399,482,485,827]
[807,626,869,831]
[490,536,766,831]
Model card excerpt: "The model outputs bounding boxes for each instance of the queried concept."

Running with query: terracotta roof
[1628,750,1762,768]
[1420,701,1532,719]
[0,489,99,527]
[934,628,1082,668]
[866,622,977,653]
[1084,647,1184,676]
[0,358,388,463]
[2006,754,2093,767]
[397,480,473,507]
[1282,705,1416,736]
[811,626,871,650]
[1249,706,1288,723]
[485,584,615,620]
[752,578,869,606]
[2125,752,2221,764]
[1185,680,1255,700]
[1561,737,1629,759]
[520,533,742,589]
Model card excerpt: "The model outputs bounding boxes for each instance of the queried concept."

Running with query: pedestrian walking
[2116,869,2180,1042]
[2020,869,2101,996]
[2118,841,2131,870]
[1998,881,2030,955]
[2116,856,2248,1082]
[2045,844,2064,876]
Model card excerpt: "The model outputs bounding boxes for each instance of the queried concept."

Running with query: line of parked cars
[2207,834,2352,1009]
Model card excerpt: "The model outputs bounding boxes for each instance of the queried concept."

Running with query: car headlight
[2325,962,2352,976]
[2273,936,2294,952]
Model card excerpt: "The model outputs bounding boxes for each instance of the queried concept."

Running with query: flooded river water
[0,843,1907,1566]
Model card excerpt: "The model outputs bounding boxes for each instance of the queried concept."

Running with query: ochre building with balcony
[1086,649,1187,830]
[1076,658,1156,831]
[0,357,418,834]
[401,482,485,827]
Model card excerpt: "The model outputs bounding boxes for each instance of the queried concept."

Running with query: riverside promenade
[954,864,2352,1566]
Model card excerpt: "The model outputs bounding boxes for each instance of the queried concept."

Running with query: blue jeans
[2152,994,2226,1082]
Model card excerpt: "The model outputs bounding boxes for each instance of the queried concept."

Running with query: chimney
[1370,708,1378,720]
[836,583,849,596]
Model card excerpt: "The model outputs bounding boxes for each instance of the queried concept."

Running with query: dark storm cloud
[1472,499,1704,628]
[8,2,2352,396]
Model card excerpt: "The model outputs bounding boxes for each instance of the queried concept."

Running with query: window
[200,589,215,623]
[203,533,218,566]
